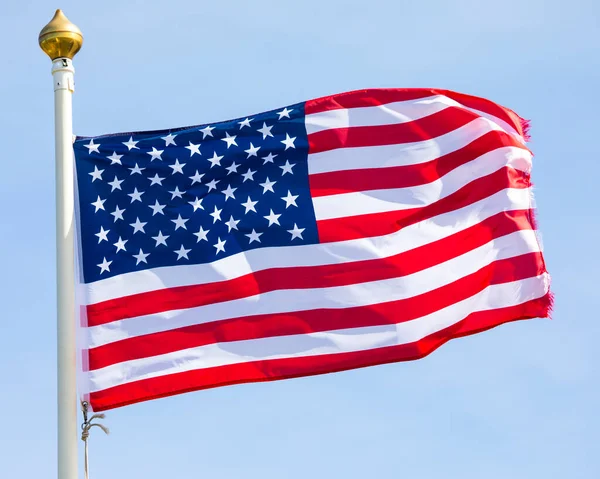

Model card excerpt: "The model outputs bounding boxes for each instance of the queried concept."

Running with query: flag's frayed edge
[547,289,555,320]
[522,119,553,318]
[528,192,553,320]
[520,117,531,142]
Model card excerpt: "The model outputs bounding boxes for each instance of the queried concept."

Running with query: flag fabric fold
[73,88,550,411]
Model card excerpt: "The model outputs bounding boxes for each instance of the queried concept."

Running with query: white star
[130,217,147,234]
[221,184,237,201]
[245,229,263,244]
[288,223,305,240]
[221,132,238,149]
[95,226,110,243]
[200,125,215,138]
[264,209,282,226]
[123,136,139,150]
[241,196,258,213]
[174,244,191,261]
[149,173,165,186]
[277,107,293,119]
[133,248,150,265]
[97,257,112,274]
[226,161,239,175]
[225,215,240,232]
[280,160,296,176]
[89,166,104,182]
[110,205,125,222]
[84,139,100,154]
[262,152,277,164]
[193,226,209,242]
[129,163,145,175]
[169,159,186,174]
[148,200,166,216]
[281,190,299,208]
[107,151,123,165]
[188,197,204,211]
[128,187,144,203]
[189,170,204,185]
[207,151,224,168]
[185,141,201,156]
[162,133,177,146]
[91,196,106,212]
[238,117,253,129]
[213,237,226,254]
[257,122,274,139]
[108,176,124,192]
[206,178,219,192]
[147,147,164,161]
[114,236,128,252]
[245,143,261,158]
[281,133,296,150]
[152,231,169,247]
[242,168,256,182]
[171,214,189,230]
[210,205,222,223]
[259,177,276,193]
[169,186,186,199]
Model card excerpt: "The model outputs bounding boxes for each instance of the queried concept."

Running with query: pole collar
[51,58,75,92]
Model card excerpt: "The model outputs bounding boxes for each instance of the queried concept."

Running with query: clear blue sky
[2,0,599,477]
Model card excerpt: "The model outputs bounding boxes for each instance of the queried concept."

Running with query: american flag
[74,88,551,411]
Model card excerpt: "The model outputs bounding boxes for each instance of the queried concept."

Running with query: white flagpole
[39,10,83,479]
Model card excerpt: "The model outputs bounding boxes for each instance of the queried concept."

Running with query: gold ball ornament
[38,9,83,60]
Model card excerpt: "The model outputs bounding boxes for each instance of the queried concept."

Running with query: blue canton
[73,103,318,283]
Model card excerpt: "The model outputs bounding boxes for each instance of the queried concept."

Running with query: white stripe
[305,95,458,134]
[313,146,531,220]
[87,274,549,392]
[305,95,523,141]
[88,229,540,348]
[307,116,518,176]
[83,187,532,304]
[466,107,523,141]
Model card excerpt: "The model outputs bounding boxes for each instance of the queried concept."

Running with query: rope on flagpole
[81,401,109,479]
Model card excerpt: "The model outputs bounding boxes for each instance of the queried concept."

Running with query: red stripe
[305,89,433,114]
[308,106,478,154]
[304,88,525,138]
[89,293,551,411]
[88,251,544,371]
[86,207,533,327]
[317,166,530,243]
[309,130,527,197]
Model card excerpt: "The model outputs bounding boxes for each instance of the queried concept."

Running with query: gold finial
[39,10,83,60]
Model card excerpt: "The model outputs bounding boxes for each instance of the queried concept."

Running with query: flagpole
[39,10,83,479]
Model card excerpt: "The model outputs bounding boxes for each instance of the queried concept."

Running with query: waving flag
[74,88,551,411]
